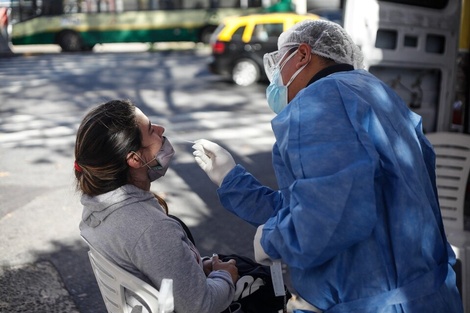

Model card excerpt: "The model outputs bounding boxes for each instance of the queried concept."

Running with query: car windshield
[252,23,283,42]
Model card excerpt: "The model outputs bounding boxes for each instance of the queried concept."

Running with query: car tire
[57,30,83,52]
[232,58,260,86]
[82,44,95,52]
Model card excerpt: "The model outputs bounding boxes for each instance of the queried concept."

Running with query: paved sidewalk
[0,262,79,312]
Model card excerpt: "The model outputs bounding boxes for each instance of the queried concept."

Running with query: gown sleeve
[218,164,284,227]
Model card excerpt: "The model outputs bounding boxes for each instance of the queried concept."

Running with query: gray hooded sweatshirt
[80,184,234,313]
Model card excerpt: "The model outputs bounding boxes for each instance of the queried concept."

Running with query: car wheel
[57,30,83,52]
[82,44,95,52]
[232,58,260,86]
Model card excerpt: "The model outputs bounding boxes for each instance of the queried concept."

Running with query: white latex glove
[254,224,273,266]
[192,139,236,187]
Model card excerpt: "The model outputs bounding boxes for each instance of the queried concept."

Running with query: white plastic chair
[426,132,470,231]
[82,237,174,313]
[427,132,470,313]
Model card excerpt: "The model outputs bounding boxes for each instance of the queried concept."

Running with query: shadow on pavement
[0,240,105,313]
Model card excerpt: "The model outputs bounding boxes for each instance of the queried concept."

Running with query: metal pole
[294,0,306,14]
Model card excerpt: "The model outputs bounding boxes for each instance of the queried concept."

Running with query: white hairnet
[278,19,364,69]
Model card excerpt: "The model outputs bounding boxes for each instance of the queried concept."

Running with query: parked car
[208,12,321,86]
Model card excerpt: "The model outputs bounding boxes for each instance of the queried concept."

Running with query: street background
[0,43,285,312]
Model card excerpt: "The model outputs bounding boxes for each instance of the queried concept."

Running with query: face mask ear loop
[279,49,297,71]
[141,157,157,169]
[275,50,298,86]
[131,151,153,169]
[285,54,311,87]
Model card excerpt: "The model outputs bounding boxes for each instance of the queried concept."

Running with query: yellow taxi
[208,12,321,86]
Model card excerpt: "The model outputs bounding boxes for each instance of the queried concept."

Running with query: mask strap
[131,151,155,169]
[279,49,297,71]
[141,159,156,168]
[286,54,311,87]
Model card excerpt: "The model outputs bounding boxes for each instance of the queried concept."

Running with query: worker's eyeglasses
[263,46,298,82]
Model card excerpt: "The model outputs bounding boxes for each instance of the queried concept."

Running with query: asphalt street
[0,43,315,313]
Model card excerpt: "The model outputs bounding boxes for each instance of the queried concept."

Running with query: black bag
[218,254,291,313]
[169,215,291,313]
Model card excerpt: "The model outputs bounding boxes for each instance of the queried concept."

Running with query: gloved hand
[192,139,236,187]
[254,224,273,266]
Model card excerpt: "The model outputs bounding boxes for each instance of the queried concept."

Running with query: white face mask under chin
[266,51,309,114]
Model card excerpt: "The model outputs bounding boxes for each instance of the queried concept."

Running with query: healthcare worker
[192,20,464,313]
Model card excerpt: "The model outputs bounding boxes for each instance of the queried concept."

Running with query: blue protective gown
[217,69,463,313]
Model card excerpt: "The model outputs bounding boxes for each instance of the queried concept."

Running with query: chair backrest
[82,237,174,313]
[426,132,470,231]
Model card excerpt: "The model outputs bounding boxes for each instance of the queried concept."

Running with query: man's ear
[127,152,141,169]
[296,43,311,69]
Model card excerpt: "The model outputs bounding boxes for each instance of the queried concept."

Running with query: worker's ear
[127,151,142,169]
[295,43,312,69]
